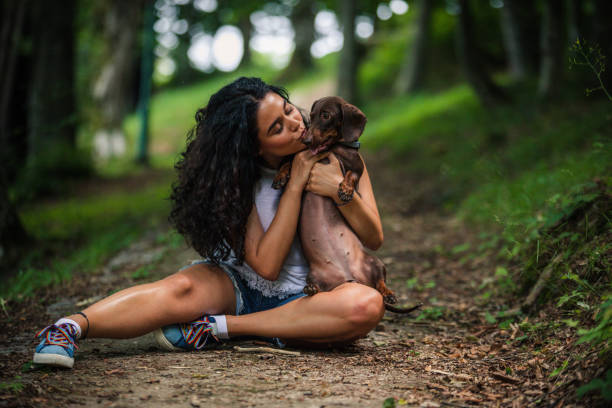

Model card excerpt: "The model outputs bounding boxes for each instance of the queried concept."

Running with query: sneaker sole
[153,328,183,351]
[33,352,74,368]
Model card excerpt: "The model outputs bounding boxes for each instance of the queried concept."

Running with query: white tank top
[228,166,309,298]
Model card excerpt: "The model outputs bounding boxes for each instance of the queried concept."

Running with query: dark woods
[1,0,610,271]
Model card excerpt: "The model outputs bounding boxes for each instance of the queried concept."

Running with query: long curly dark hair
[169,77,290,264]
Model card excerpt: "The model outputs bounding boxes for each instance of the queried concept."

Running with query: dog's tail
[384,302,422,314]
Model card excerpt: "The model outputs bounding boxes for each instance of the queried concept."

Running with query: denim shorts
[180,260,306,316]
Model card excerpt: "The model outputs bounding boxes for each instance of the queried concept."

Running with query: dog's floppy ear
[340,103,367,142]
[310,99,321,115]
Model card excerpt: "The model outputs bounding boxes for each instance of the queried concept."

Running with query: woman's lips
[298,128,308,146]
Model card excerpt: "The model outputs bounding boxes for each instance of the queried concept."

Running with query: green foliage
[11,143,93,204]
[0,377,24,394]
[382,397,396,408]
[549,359,569,378]
[405,277,419,290]
[569,39,612,101]
[358,28,411,97]
[479,266,517,301]
[415,306,445,321]
[405,277,436,292]
[577,369,612,401]
[485,311,497,324]
[577,297,612,346]
[131,265,153,280]
[451,242,470,254]
[4,173,173,300]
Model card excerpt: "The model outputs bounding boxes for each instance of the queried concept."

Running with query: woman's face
[256,92,306,168]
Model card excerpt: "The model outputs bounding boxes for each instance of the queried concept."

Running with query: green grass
[20,175,172,240]
[3,172,173,299]
[362,84,612,242]
[363,81,611,390]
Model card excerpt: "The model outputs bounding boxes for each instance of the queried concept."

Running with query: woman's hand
[286,150,330,193]
[305,153,344,201]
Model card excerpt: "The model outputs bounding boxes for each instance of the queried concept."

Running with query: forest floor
[0,150,603,408]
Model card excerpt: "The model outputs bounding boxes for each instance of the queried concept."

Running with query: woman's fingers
[314,151,331,161]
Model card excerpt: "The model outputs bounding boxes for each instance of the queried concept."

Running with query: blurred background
[0,0,610,298]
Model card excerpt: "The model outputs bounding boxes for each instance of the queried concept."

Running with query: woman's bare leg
[227,282,384,343]
[63,263,236,338]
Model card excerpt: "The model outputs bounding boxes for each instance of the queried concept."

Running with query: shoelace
[180,317,219,350]
[36,324,78,350]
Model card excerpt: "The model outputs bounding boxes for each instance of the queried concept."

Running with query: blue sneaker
[33,323,79,368]
[154,316,221,351]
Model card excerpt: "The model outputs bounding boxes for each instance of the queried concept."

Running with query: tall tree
[280,0,315,82]
[499,0,539,81]
[0,0,30,274]
[92,0,143,159]
[28,0,78,167]
[394,0,434,94]
[537,0,566,100]
[592,0,612,89]
[455,0,507,107]
[337,0,357,102]
[567,0,585,42]
[0,0,28,180]
[237,13,252,68]
[0,167,29,275]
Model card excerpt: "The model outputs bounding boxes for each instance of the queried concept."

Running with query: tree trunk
[538,0,566,100]
[500,0,525,80]
[280,0,315,82]
[394,0,433,94]
[337,0,357,102]
[455,0,508,107]
[238,15,251,68]
[28,0,78,165]
[592,0,612,90]
[0,0,27,182]
[567,0,585,42]
[92,0,143,159]
[499,0,540,80]
[0,1,30,270]
[0,167,29,275]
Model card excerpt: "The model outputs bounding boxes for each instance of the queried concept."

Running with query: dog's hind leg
[376,278,397,305]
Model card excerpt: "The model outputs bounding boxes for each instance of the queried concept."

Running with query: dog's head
[302,96,367,154]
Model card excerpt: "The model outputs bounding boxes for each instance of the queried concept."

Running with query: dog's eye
[321,111,330,120]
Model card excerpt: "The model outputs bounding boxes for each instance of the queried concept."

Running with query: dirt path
[0,155,598,406]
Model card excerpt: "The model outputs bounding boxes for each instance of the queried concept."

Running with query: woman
[33,77,385,368]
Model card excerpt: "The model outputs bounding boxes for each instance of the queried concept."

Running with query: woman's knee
[343,285,384,332]
[160,271,196,300]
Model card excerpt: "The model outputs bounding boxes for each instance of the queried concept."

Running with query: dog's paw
[383,292,397,305]
[303,283,320,296]
[337,183,354,202]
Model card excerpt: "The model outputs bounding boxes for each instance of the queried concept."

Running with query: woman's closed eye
[274,106,295,134]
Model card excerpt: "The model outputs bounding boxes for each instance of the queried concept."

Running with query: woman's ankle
[65,313,89,339]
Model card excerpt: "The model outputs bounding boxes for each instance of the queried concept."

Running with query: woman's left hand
[305,153,344,201]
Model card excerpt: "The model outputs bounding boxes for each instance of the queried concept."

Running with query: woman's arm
[306,153,383,250]
[243,150,329,281]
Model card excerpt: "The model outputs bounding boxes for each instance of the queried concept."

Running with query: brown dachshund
[273,96,419,313]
